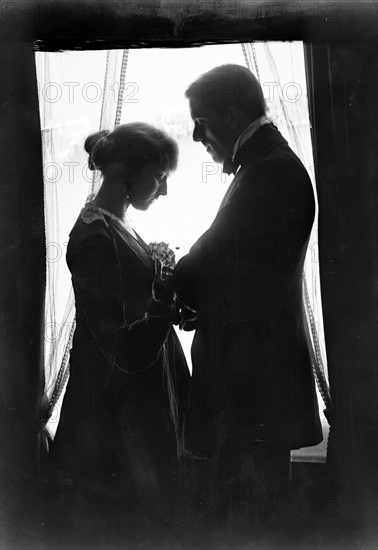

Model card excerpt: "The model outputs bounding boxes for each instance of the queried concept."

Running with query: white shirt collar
[231,115,270,161]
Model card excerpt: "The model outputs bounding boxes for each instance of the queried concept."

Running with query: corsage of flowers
[148,241,176,279]
[148,241,177,307]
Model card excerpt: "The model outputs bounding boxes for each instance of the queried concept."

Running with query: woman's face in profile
[129,163,169,211]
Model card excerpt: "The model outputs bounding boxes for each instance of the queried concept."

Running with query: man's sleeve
[173,160,314,310]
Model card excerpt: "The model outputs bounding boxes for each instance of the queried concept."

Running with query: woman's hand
[178,304,198,331]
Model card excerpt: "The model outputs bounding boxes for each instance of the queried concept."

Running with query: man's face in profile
[189,96,234,164]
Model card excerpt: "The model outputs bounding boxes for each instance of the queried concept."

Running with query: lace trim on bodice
[80,202,109,226]
[80,201,136,238]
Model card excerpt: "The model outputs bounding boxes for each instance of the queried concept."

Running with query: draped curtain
[304,40,378,520]
[0,40,46,496]
[35,50,129,438]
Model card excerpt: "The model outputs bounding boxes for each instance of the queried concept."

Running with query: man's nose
[192,122,203,142]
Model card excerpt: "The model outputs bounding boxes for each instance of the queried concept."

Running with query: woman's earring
[125,190,131,200]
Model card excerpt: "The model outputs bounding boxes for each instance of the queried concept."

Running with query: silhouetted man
[174,64,322,533]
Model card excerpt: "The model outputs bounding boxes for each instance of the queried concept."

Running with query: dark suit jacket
[174,123,323,457]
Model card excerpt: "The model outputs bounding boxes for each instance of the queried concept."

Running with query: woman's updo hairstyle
[84,122,179,175]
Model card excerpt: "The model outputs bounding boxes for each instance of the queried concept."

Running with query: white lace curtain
[36,43,330,445]
[36,49,129,437]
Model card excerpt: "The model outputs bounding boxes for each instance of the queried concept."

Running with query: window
[36,43,329,460]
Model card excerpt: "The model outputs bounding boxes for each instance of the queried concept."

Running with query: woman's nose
[159,179,168,195]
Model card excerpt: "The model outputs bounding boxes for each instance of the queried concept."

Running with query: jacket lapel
[219,124,288,210]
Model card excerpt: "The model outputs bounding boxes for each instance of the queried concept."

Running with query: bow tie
[222,156,240,176]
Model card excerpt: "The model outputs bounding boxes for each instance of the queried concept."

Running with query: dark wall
[305,36,378,533]
[0,37,46,539]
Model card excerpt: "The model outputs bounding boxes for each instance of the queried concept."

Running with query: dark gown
[51,205,190,518]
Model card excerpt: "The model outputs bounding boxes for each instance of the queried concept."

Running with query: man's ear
[223,105,242,130]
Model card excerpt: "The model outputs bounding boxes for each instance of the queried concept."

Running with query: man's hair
[185,64,266,119]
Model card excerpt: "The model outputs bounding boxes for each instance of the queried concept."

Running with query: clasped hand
[150,265,198,329]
